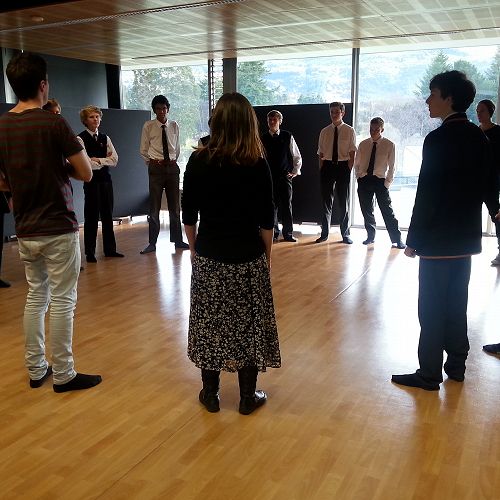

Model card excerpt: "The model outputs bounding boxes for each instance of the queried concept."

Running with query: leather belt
[149,159,177,167]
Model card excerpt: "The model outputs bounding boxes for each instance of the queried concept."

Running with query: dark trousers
[272,174,293,237]
[417,257,471,383]
[0,212,4,273]
[148,163,182,244]
[83,180,116,256]
[357,176,401,242]
[319,160,350,238]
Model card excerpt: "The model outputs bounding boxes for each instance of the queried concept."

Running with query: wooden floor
[1,220,500,500]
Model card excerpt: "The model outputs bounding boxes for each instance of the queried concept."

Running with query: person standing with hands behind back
[182,92,281,415]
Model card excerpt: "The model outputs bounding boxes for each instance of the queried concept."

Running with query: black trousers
[272,173,293,237]
[0,212,4,273]
[357,176,401,242]
[83,180,116,256]
[417,257,471,383]
[319,160,350,238]
[148,163,182,244]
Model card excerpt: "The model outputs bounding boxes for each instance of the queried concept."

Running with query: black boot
[199,369,220,413]
[238,365,267,415]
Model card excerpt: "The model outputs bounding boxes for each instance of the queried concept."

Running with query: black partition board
[0,104,150,238]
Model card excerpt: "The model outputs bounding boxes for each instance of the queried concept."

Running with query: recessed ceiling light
[31,16,44,23]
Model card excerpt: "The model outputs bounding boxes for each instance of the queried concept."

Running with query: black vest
[261,129,293,175]
[78,130,111,182]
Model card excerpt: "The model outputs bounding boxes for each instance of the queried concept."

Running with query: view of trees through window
[121,44,499,231]
[355,45,500,229]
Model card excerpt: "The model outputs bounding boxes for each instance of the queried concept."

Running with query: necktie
[93,133,98,141]
[332,126,338,164]
[161,125,169,160]
[367,142,377,176]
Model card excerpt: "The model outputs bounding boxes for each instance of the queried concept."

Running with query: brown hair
[204,92,264,165]
[43,98,61,113]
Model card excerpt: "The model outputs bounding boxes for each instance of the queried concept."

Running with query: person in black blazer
[0,191,10,287]
[392,70,500,391]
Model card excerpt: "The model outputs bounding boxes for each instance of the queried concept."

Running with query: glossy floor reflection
[1,221,500,499]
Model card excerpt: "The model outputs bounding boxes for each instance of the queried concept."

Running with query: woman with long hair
[182,92,281,415]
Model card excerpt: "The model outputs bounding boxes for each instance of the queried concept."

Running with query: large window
[121,62,223,173]
[237,54,352,106]
[355,45,500,230]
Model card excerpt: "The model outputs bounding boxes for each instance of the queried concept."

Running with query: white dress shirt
[140,118,180,162]
[317,122,357,161]
[354,136,396,187]
[77,128,118,171]
[268,129,303,175]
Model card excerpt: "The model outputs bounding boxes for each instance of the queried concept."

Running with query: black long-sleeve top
[407,113,499,257]
[182,150,274,263]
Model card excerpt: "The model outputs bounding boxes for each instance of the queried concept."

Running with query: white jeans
[18,232,80,384]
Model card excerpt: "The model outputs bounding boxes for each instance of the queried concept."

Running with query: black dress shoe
[393,241,406,249]
[174,241,189,250]
[105,251,124,258]
[342,236,353,244]
[363,238,375,245]
[283,236,297,242]
[315,235,328,243]
[391,372,440,391]
[86,255,97,263]
[140,244,156,254]
[483,343,500,355]
[0,278,11,288]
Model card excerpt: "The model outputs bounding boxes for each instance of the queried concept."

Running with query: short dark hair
[329,102,345,112]
[6,52,47,101]
[478,99,496,117]
[151,95,170,111]
[429,70,476,113]
[370,117,384,128]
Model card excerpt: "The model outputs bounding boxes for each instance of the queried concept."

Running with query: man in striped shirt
[0,52,102,393]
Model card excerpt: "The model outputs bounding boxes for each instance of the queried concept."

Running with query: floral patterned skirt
[188,253,281,372]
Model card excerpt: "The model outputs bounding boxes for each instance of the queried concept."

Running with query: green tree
[297,93,323,104]
[237,61,282,105]
[416,52,451,97]
[124,66,204,155]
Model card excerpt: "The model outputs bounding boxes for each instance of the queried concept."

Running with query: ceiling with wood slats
[0,0,499,68]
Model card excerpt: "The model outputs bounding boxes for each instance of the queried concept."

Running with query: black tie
[273,132,278,138]
[367,142,377,176]
[93,133,98,141]
[161,125,169,160]
[332,126,338,164]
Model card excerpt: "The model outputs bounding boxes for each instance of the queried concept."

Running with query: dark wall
[1,105,151,238]
[42,54,108,109]
[254,103,353,225]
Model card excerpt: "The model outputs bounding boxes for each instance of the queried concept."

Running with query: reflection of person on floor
[0,52,102,392]
[392,70,500,391]
[0,191,11,287]
[182,92,281,415]
[354,116,405,249]
[77,106,124,263]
